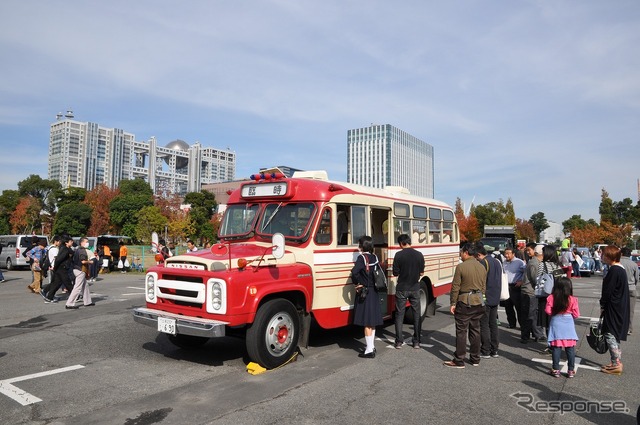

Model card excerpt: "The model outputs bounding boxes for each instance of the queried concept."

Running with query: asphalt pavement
[0,268,638,425]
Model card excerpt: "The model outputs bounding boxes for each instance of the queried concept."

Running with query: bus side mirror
[272,233,285,259]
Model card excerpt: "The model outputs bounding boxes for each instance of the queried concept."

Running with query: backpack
[535,263,564,297]
[40,248,51,277]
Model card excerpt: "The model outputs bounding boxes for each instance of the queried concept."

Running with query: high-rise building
[347,124,434,198]
[48,111,235,196]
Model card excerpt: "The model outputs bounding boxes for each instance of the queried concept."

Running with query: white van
[0,235,50,270]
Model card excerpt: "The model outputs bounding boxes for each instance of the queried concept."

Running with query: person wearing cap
[521,243,546,343]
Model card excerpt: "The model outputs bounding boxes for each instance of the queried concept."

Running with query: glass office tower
[347,124,434,198]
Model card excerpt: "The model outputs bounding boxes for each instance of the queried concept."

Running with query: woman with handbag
[599,245,630,375]
[536,245,564,353]
[351,235,383,358]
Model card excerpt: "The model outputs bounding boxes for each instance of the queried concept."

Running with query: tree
[612,198,639,227]
[504,199,516,225]
[0,189,21,234]
[55,187,87,209]
[571,223,605,247]
[473,200,507,231]
[10,196,41,233]
[17,175,61,219]
[599,188,615,224]
[52,202,92,236]
[184,190,217,243]
[455,198,481,242]
[515,218,536,242]
[562,215,587,233]
[529,212,549,241]
[135,206,168,243]
[109,179,154,237]
[85,184,119,236]
[600,220,633,247]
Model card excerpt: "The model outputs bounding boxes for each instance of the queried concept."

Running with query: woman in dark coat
[599,245,630,375]
[351,236,384,358]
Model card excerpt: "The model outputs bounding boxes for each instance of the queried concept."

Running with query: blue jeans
[552,345,576,371]
[395,290,421,344]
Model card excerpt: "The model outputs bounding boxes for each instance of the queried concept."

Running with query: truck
[478,225,516,254]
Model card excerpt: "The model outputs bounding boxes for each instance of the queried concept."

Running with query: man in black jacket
[43,237,74,303]
[475,242,502,358]
[392,234,425,349]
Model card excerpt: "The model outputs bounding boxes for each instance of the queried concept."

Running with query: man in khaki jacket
[444,243,487,368]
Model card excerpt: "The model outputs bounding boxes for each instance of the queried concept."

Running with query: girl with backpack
[545,277,580,378]
[350,235,384,358]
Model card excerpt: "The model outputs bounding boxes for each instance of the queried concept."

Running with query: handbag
[124,259,130,268]
[499,271,509,301]
[586,316,608,354]
[117,259,124,269]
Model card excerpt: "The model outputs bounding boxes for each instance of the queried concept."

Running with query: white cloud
[0,0,639,224]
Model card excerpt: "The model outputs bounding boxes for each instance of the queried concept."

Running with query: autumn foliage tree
[571,223,606,247]
[455,198,481,242]
[84,184,120,236]
[515,218,536,242]
[10,196,42,233]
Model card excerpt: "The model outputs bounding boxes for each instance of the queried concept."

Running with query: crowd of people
[13,235,133,308]
[350,235,635,378]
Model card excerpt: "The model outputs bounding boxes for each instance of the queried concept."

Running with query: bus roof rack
[384,186,410,194]
[292,170,328,181]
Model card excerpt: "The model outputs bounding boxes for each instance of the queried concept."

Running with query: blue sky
[1,0,639,224]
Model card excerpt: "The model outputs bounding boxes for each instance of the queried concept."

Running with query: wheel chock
[246,362,267,375]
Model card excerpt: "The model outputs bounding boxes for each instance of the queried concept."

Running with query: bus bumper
[133,307,228,338]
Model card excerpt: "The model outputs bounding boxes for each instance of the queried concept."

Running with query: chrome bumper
[133,307,228,338]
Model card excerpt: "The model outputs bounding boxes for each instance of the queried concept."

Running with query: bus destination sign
[241,182,288,197]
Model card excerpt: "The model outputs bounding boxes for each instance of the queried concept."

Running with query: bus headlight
[207,279,226,314]
[145,272,158,303]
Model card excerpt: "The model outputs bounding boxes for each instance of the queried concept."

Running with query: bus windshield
[220,204,260,237]
[257,202,316,239]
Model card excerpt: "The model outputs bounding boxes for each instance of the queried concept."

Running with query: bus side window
[315,208,332,245]
[337,206,349,245]
[393,218,411,243]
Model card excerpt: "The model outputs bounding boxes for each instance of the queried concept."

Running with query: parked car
[576,247,595,276]
[0,234,50,270]
[631,254,640,270]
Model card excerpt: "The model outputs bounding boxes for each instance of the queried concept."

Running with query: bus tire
[167,334,209,349]
[404,281,430,323]
[246,299,299,369]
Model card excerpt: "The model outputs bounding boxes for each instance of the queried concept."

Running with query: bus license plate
[158,317,176,335]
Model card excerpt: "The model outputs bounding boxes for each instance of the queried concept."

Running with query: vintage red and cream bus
[133,170,459,368]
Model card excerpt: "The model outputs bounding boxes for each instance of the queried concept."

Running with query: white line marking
[0,365,85,405]
[127,287,144,290]
[121,293,145,296]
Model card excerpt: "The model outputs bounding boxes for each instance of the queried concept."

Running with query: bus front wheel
[246,299,300,369]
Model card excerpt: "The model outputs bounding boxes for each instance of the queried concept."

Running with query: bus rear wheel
[246,299,300,369]
[404,281,430,323]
